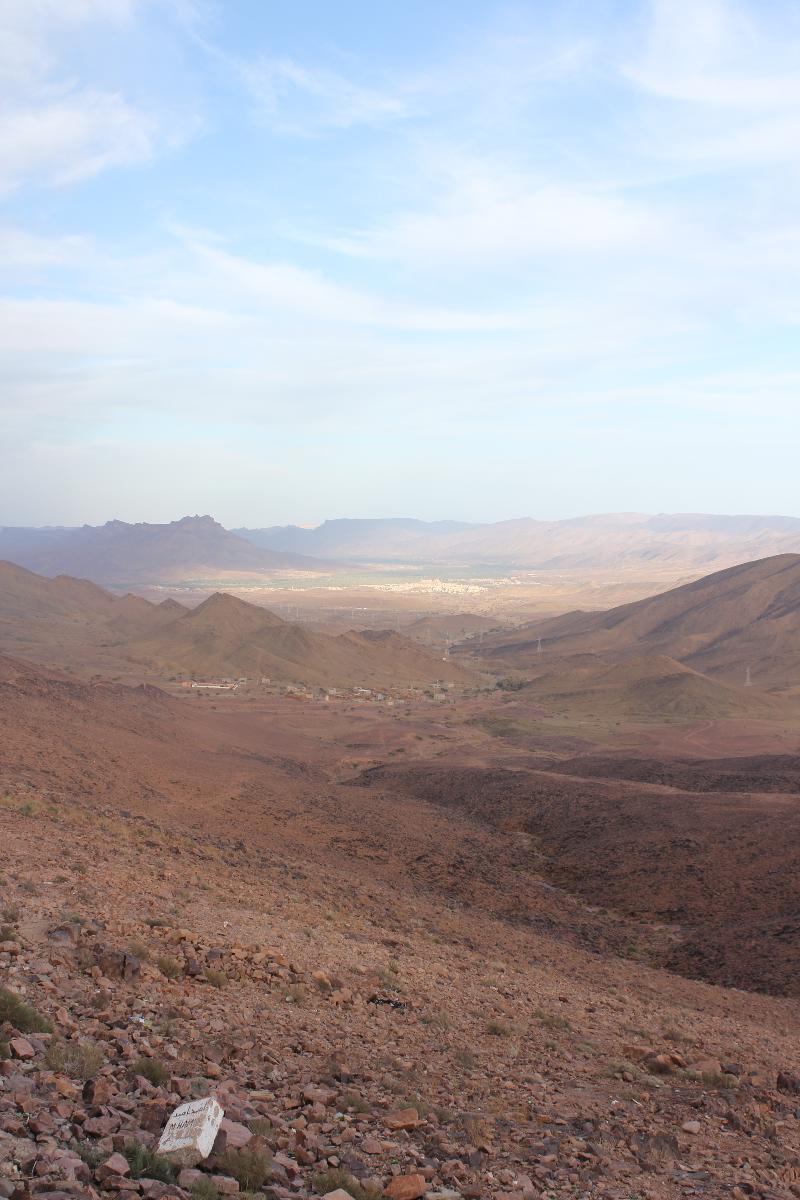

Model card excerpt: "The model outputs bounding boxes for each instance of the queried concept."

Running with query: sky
[2,0,799,527]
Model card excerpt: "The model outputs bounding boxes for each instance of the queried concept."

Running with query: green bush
[73,1141,104,1170]
[130,1056,169,1086]
[215,1147,273,1191]
[123,1142,176,1183]
[0,985,52,1033]
[190,1181,221,1200]
[312,1168,381,1199]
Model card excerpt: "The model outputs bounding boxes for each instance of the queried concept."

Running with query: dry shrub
[156,954,182,979]
[0,986,52,1033]
[130,1056,169,1086]
[215,1146,273,1191]
[45,1039,105,1080]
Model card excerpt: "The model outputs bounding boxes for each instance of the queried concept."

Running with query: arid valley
[4,4,800,1198]
[2,514,800,1200]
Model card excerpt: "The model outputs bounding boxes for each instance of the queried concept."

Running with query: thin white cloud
[0,0,191,194]
[622,0,800,172]
[2,0,800,524]
[236,55,409,134]
[0,225,87,267]
[0,94,158,194]
[0,0,136,89]
[626,0,800,109]
[183,239,546,332]
[312,160,666,264]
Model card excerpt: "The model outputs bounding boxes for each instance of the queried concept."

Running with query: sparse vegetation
[662,1025,695,1044]
[534,1007,572,1033]
[216,1147,273,1191]
[130,1056,169,1086]
[495,677,527,691]
[156,954,182,979]
[45,1039,105,1079]
[455,1047,477,1069]
[190,1181,220,1200]
[204,968,227,988]
[0,985,52,1033]
[685,1068,738,1089]
[312,1168,381,1200]
[485,1018,510,1036]
[123,1142,176,1183]
[73,1141,104,1170]
[247,1117,272,1136]
[341,1090,371,1113]
[422,1008,451,1029]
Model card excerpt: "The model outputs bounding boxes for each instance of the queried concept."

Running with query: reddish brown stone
[384,1173,427,1200]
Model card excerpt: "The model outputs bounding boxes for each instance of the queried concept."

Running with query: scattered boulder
[95,1152,130,1183]
[9,1038,35,1060]
[384,1107,421,1131]
[385,1173,428,1200]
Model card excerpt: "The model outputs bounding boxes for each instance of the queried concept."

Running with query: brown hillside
[356,760,800,996]
[523,654,792,721]
[0,560,185,662]
[471,553,800,690]
[126,591,474,688]
[3,649,800,1198]
[405,612,509,648]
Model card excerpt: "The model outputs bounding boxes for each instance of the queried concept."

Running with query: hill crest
[472,553,800,691]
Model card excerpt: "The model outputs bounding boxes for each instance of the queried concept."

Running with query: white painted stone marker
[157,1096,224,1167]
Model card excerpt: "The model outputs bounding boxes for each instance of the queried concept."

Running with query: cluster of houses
[179,678,249,693]
[176,676,454,705]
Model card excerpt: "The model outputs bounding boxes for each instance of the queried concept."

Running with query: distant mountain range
[3,512,800,587]
[0,515,329,585]
[237,512,800,570]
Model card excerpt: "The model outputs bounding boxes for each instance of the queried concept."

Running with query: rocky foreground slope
[3,788,800,1200]
[2,648,800,1199]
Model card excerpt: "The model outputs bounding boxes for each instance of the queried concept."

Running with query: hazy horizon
[6,508,800,533]
[3,0,800,525]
